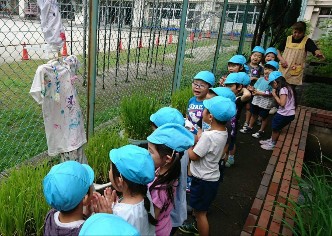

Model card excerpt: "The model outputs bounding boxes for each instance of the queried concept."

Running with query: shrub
[301,83,332,111]
[279,158,332,236]
[120,94,161,140]
[85,127,129,183]
[0,161,52,236]
[171,86,192,116]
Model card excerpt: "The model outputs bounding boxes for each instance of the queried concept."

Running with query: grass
[0,38,238,172]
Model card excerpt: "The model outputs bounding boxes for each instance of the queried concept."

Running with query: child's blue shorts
[250,104,270,119]
[272,113,295,131]
[190,176,219,212]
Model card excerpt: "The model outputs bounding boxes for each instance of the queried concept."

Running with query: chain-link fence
[0,0,256,172]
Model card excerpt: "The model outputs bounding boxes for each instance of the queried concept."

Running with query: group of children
[42,21,324,236]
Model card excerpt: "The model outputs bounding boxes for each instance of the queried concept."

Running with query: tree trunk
[251,0,268,49]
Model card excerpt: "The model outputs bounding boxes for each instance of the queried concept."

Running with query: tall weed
[0,162,51,236]
[85,127,129,183]
[171,86,193,116]
[120,94,161,140]
[280,158,332,236]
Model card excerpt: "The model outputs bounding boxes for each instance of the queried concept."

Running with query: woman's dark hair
[274,76,297,108]
[148,144,183,213]
[112,162,158,226]
[292,21,306,33]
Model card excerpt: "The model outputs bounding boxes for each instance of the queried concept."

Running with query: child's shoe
[252,130,264,139]
[261,142,275,150]
[243,122,249,128]
[259,138,272,145]
[225,155,235,167]
[269,107,278,115]
[240,126,253,134]
[179,221,199,236]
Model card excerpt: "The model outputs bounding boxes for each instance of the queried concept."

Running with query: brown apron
[279,36,308,85]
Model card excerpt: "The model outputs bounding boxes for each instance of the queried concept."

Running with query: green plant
[279,158,332,236]
[0,161,52,235]
[120,93,161,140]
[171,86,193,116]
[85,127,129,183]
[301,83,332,111]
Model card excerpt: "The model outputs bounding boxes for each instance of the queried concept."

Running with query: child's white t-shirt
[190,130,228,181]
[113,199,155,236]
[30,59,86,156]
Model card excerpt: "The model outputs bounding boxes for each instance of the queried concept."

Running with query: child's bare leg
[272,130,280,143]
[245,103,251,124]
[249,114,258,128]
[259,117,268,132]
[195,210,209,236]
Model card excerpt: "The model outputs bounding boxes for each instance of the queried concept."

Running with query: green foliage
[301,83,332,111]
[279,158,332,236]
[85,127,129,183]
[0,161,52,236]
[311,19,332,76]
[171,86,192,116]
[120,94,161,140]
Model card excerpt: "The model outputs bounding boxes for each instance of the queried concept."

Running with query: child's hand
[92,192,114,214]
[104,187,118,204]
[272,89,277,97]
[219,76,226,86]
[248,85,254,91]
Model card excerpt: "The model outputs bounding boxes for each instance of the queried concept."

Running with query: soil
[175,113,274,236]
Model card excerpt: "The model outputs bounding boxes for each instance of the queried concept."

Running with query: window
[320,8,332,15]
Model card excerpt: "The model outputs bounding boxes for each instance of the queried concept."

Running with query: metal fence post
[237,0,250,55]
[87,0,99,139]
[172,0,189,93]
[212,0,228,74]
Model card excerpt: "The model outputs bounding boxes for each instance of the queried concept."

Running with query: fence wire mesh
[0,0,255,172]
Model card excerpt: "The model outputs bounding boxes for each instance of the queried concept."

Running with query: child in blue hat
[79,213,140,236]
[240,60,279,139]
[260,72,296,150]
[150,107,190,233]
[147,123,194,236]
[43,161,95,236]
[179,96,236,236]
[247,46,265,85]
[150,107,184,129]
[93,145,156,235]
[219,54,246,86]
[222,73,251,167]
[186,70,215,193]
[264,47,278,63]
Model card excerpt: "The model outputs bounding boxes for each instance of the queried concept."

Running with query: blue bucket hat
[265,60,279,70]
[244,64,250,73]
[268,71,283,83]
[252,46,265,55]
[147,123,194,152]
[79,213,140,236]
[109,145,155,185]
[150,107,184,127]
[265,47,278,56]
[228,55,246,65]
[203,96,236,122]
[193,71,215,86]
[209,87,236,102]
[224,72,242,84]
[43,161,94,212]
[238,72,251,86]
